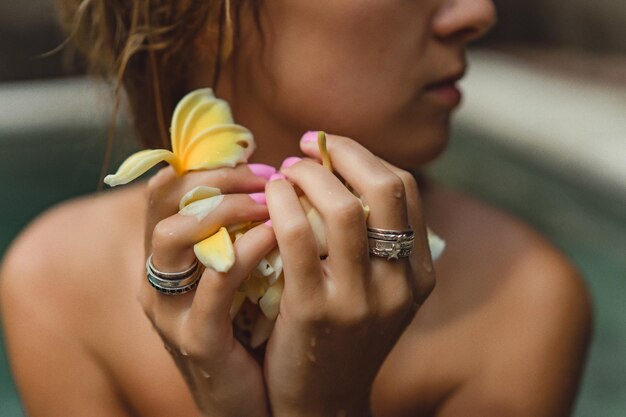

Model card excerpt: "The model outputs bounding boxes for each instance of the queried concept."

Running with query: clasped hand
[138,133,436,417]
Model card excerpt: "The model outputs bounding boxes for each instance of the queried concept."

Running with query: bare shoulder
[423,185,592,316]
[1,184,145,296]
[421,185,593,416]
[0,185,146,416]
[1,184,146,319]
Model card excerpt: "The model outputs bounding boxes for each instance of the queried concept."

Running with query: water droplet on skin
[310,337,317,347]
[307,352,316,363]
[422,260,433,273]
[394,190,403,199]
[180,347,188,356]
[200,369,211,379]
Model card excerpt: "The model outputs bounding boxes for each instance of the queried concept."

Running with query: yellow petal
[179,99,235,156]
[250,313,275,348]
[179,186,222,210]
[259,276,284,321]
[170,89,215,156]
[182,124,255,171]
[193,227,235,272]
[104,149,179,187]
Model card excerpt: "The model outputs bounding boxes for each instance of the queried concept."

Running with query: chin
[381,122,451,170]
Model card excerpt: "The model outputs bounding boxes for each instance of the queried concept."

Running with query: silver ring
[367,227,414,260]
[146,254,203,295]
[366,227,414,241]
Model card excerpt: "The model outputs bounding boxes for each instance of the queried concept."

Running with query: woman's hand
[263,134,436,417]
[138,164,276,417]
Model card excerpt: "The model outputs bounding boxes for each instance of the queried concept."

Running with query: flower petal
[182,124,255,171]
[193,227,235,272]
[427,228,446,261]
[259,276,284,321]
[171,89,215,156]
[180,99,235,156]
[179,195,224,222]
[264,248,283,286]
[179,186,222,210]
[242,275,268,304]
[227,222,253,235]
[255,257,275,278]
[104,149,178,187]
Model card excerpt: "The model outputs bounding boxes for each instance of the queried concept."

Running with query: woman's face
[207,0,496,168]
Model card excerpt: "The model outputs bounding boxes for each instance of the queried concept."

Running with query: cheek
[251,0,429,134]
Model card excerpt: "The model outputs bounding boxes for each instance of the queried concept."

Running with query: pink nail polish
[280,156,302,170]
[264,219,273,227]
[301,131,318,143]
[248,163,277,180]
[249,192,266,205]
[269,173,287,181]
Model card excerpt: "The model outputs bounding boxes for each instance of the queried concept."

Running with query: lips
[423,70,465,107]
[425,70,465,90]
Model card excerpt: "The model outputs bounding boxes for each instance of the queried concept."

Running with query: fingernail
[264,219,273,227]
[249,192,266,205]
[301,131,318,143]
[269,173,286,181]
[280,156,302,170]
[248,163,277,180]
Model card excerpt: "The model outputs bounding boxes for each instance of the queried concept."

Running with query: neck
[216,70,303,168]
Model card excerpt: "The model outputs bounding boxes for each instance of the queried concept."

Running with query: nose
[432,0,497,44]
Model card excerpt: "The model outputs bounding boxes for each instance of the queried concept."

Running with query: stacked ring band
[146,254,203,295]
[367,227,415,260]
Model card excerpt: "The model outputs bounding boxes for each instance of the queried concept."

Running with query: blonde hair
[57,0,247,150]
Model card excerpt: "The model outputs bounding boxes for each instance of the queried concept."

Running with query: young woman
[1,1,592,416]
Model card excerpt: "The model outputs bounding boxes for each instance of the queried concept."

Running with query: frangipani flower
[104,88,255,186]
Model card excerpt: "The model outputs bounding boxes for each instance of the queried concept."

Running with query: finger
[151,194,269,272]
[379,161,436,305]
[280,159,369,289]
[299,133,408,231]
[146,164,272,234]
[190,223,277,325]
[265,177,323,299]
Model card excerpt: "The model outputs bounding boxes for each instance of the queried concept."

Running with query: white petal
[427,228,446,261]
[179,186,222,210]
[179,195,224,222]
[259,276,284,321]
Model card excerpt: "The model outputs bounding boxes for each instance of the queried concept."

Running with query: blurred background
[1,0,625,416]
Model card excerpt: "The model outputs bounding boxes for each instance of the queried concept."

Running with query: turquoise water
[1,126,624,416]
